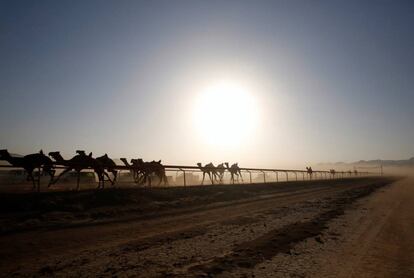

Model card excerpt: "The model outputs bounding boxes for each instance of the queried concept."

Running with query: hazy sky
[1,0,413,168]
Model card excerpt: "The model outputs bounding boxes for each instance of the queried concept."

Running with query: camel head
[76,150,86,156]
[0,149,10,159]
[197,162,202,167]
[120,158,132,167]
[48,151,62,161]
[225,162,229,168]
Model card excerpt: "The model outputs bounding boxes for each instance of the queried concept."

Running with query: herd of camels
[0,149,350,191]
[0,149,259,190]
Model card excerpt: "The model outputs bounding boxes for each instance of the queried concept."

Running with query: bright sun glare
[193,81,260,148]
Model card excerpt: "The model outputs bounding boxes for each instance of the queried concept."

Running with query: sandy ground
[0,177,411,277]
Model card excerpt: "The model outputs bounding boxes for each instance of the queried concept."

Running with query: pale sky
[1,0,413,168]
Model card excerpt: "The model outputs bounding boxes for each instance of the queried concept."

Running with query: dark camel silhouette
[225,162,243,184]
[121,158,168,186]
[0,149,55,191]
[206,162,220,183]
[329,169,336,177]
[216,163,226,182]
[306,167,313,179]
[148,160,169,186]
[49,151,112,190]
[120,158,142,183]
[96,154,118,183]
[121,158,147,184]
[197,163,216,185]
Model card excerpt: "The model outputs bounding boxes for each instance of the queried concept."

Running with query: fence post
[179,168,186,187]
[285,171,289,182]
[247,170,252,184]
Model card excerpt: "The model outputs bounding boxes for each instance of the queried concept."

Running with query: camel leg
[97,172,102,189]
[44,167,55,186]
[157,174,162,186]
[76,171,81,191]
[95,174,101,189]
[102,174,105,189]
[37,167,41,192]
[27,172,36,190]
[111,170,117,183]
[49,167,72,186]
[139,173,147,185]
[103,171,113,186]
[208,172,213,185]
[201,172,206,185]
[133,170,139,183]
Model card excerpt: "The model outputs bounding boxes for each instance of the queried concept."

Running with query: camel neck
[3,155,23,166]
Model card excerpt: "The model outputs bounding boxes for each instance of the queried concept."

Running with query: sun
[193,81,260,148]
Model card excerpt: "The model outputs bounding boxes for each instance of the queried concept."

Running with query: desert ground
[0,176,413,277]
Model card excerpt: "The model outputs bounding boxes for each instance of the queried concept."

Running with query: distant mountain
[318,157,414,167]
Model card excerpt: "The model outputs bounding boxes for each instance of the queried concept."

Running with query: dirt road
[311,177,414,278]
[1,177,411,277]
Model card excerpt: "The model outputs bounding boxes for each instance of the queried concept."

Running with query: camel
[306,167,313,179]
[0,149,55,191]
[197,163,216,185]
[121,158,168,186]
[225,162,243,184]
[205,163,219,183]
[216,163,226,182]
[329,169,336,177]
[96,154,118,183]
[49,151,112,190]
[121,158,147,184]
[120,158,142,183]
[148,160,169,186]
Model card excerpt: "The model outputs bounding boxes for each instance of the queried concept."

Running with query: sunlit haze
[1,1,413,168]
[193,80,260,148]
